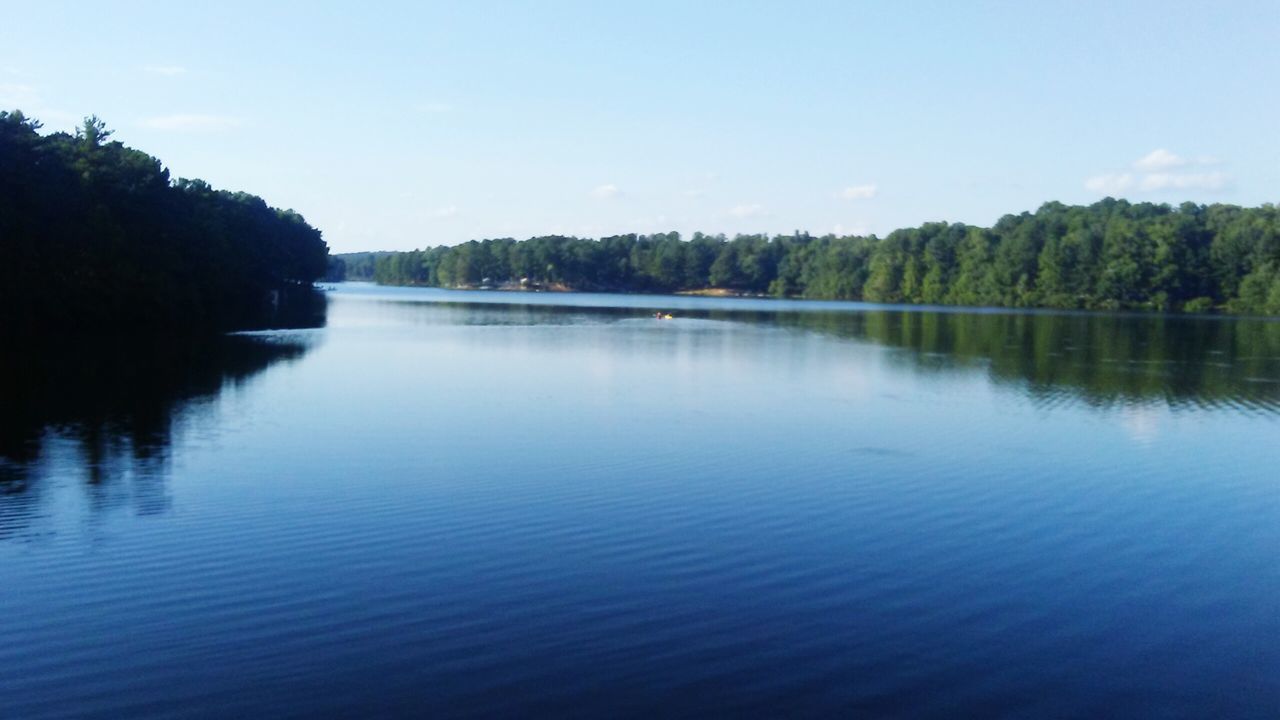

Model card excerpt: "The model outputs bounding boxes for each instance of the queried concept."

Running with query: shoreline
[325,281,1275,321]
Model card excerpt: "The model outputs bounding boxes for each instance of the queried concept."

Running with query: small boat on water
[653,312,675,320]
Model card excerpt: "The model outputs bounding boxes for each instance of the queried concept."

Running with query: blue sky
[2,1,1276,252]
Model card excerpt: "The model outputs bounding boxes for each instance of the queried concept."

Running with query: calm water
[2,283,1278,718]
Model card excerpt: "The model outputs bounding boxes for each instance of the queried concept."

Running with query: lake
[2,282,1278,718]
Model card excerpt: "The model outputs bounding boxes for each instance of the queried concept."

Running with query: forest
[0,111,329,333]
[349,200,1280,314]
[324,251,385,283]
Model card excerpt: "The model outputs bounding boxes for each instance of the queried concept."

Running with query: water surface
[2,284,1278,717]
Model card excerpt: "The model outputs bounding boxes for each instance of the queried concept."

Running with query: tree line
[343,199,1280,314]
[0,111,330,333]
[324,251,385,282]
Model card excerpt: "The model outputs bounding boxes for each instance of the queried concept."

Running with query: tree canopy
[0,111,330,333]
[355,200,1280,314]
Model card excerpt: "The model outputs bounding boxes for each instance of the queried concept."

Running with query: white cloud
[1138,171,1228,192]
[833,223,870,236]
[629,214,676,231]
[0,82,38,107]
[0,83,78,130]
[1084,173,1134,194]
[1086,145,1232,195]
[590,183,620,199]
[1133,148,1185,171]
[1085,149,1230,195]
[431,205,459,218]
[728,203,764,218]
[139,114,243,131]
[839,183,878,200]
[144,65,186,77]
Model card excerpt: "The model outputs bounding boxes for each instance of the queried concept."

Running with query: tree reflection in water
[0,320,321,538]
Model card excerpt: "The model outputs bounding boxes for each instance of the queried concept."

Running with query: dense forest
[352,200,1280,314]
[0,111,329,333]
[324,251,384,282]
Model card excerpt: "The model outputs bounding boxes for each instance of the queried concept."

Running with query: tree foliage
[356,199,1280,314]
[0,111,329,332]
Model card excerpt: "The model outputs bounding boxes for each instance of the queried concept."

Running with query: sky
[2,0,1277,253]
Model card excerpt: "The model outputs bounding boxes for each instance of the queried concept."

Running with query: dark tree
[0,111,330,334]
